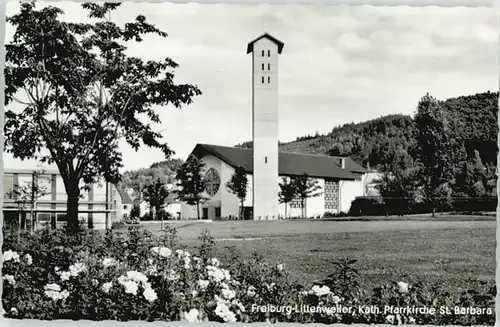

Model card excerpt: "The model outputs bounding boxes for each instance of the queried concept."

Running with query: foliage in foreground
[2,227,495,325]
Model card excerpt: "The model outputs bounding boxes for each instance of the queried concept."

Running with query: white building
[117,189,134,218]
[180,144,367,219]
[180,33,368,220]
[2,169,122,230]
[136,193,181,219]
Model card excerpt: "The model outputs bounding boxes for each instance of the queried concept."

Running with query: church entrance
[202,208,208,220]
[243,207,253,220]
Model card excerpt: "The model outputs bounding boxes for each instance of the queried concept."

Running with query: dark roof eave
[246,33,284,54]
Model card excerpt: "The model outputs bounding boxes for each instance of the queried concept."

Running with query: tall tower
[247,33,284,220]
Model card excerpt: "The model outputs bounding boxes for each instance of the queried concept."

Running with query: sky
[3,1,498,171]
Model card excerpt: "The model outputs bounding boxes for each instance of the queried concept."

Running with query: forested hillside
[236,91,497,171]
[121,158,184,191]
[124,91,497,196]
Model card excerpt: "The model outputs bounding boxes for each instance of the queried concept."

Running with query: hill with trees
[126,91,497,208]
[236,91,497,172]
[121,158,184,191]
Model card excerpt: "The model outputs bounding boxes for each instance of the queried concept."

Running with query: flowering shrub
[2,226,495,325]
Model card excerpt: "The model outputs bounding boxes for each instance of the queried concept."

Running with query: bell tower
[247,33,284,220]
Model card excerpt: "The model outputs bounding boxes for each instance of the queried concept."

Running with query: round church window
[204,168,221,197]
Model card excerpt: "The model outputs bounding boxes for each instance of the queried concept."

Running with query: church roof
[247,33,285,54]
[191,144,365,180]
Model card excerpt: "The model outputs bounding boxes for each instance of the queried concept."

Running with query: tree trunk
[155,204,161,220]
[431,206,436,218]
[66,188,81,232]
[285,203,288,219]
[196,201,200,220]
[240,199,244,220]
[21,211,27,230]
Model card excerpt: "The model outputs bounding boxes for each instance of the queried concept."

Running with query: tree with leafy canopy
[278,177,297,219]
[175,155,207,220]
[293,173,322,219]
[376,146,420,216]
[142,178,170,220]
[4,2,202,231]
[225,166,248,220]
[413,94,455,217]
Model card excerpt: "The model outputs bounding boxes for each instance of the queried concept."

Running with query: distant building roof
[247,33,285,54]
[117,189,134,205]
[191,144,366,180]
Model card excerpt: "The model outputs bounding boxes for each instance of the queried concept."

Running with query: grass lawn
[128,218,496,289]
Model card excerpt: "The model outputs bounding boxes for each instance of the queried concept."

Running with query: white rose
[102,282,113,294]
[60,271,72,281]
[198,279,210,290]
[181,308,200,323]
[25,254,33,265]
[143,287,158,302]
[159,247,172,258]
[102,258,117,268]
[3,250,20,263]
[3,275,15,286]
[397,281,409,294]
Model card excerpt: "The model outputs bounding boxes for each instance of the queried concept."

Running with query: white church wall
[339,174,365,213]
[220,161,239,218]
[181,204,198,220]
[277,177,325,218]
[305,178,325,218]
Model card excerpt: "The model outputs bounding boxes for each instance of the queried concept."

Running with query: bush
[130,205,141,219]
[111,221,126,229]
[323,212,348,218]
[2,227,495,324]
[349,196,498,216]
[140,213,153,221]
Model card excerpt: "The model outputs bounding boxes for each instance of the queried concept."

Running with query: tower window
[265,157,267,164]
[267,50,271,57]
[261,63,264,71]
[268,63,271,70]
[262,50,265,57]
[268,76,271,83]
[261,76,264,84]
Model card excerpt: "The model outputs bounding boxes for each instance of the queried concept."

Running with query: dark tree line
[376,92,497,216]
[236,91,497,175]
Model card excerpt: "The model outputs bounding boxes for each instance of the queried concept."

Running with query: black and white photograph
[1,0,497,325]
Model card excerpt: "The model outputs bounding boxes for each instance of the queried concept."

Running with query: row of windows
[261,76,271,84]
[261,63,271,71]
[261,50,271,57]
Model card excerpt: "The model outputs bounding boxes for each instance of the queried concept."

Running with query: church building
[180,144,367,220]
[180,33,367,220]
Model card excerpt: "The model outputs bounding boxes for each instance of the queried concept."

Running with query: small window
[267,50,270,57]
[261,76,264,84]
[268,76,271,83]
[265,157,268,164]
[261,63,264,70]
[268,63,271,70]
[261,50,265,57]
[56,214,67,222]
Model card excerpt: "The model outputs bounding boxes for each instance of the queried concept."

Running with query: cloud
[3,2,497,171]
